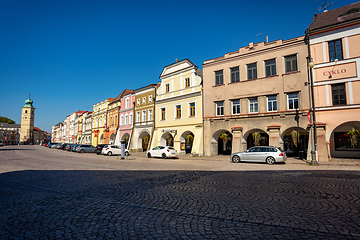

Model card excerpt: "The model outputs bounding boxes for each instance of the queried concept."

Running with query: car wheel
[107,151,112,156]
[232,155,241,163]
[266,156,276,165]
[80,149,85,153]
[162,153,166,159]
[125,151,129,156]
[147,153,151,158]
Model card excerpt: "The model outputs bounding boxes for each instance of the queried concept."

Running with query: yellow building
[151,59,203,156]
[91,98,114,146]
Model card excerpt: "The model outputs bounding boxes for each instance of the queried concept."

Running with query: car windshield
[168,147,175,150]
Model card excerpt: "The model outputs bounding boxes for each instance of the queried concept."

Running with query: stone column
[231,127,243,154]
[267,125,281,148]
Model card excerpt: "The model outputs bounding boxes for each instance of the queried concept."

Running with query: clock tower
[20,95,35,144]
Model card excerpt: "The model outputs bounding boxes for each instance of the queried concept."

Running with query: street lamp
[308,57,319,166]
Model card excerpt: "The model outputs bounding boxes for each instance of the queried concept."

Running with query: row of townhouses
[52,3,360,161]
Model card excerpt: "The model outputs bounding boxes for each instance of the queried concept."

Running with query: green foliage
[0,116,15,124]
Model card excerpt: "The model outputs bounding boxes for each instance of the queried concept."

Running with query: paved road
[0,145,360,239]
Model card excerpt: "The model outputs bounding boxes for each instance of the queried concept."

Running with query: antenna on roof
[318,0,333,12]
[256,26,263,42]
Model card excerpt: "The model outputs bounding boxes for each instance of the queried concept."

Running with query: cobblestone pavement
[0,145,360,239]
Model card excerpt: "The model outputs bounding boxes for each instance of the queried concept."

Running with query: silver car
[231,146,287,164]
[75,145,96,153]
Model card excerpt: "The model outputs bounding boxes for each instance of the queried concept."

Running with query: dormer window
[340,8,360,16]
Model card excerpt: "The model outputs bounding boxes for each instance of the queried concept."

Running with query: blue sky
[0,0,356,132]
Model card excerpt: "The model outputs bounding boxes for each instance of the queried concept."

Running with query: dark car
[95,144,107,155]
[65,144,74,151]
[59,143,68,150]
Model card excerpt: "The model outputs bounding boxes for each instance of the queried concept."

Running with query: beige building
[151,59,203,156]
[203,37,310,157]
[20,96,35,144]
[307,2,360,160]
[129,84,157,152]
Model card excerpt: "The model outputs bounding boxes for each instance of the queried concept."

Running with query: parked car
[75,145,96,153]
[65,144,74,151]
[147,146,178,159]
[231,146,287,165]
[55,143,62,149]
[0,143,4,147]
[95,144,107,155]
[101,145,130,156]
[59,143,68,150]
[47,142,56,148]
[71,144,79,152]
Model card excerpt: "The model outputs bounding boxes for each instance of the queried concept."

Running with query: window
[148,109,153,121]
[161,108,166,121]
[247,63,257,80]
[267,95,278,112]
[231,67,240,83]
[176,105,181,119]
[126,98,129,108]
[189,102,195,117]
[215,70,223,85]
[329,39,343,61]
[136,111,140,123]
[129,113,133,124]
[125,115,128,125]
[120,116,124,126]
[149,95,152,102]
[332,83,346,106]
[231,99,240,115]
[165,84,170,93]
[265,59,276,77]
[137,99,140,105]
[185,78,190,88]
[249,98,258,113]
[216,101,224,116]
[288,93,299,110]
[285,54,298,73]
[142,110,146,122]
[142,97,146,104]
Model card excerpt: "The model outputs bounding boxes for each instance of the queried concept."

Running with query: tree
[0,116,15,124]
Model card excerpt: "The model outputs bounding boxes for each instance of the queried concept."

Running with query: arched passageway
[282,127,308,158]
[180,131,194,154]
[331,121,360,158]
[211,129,232,155]
[121,133,130,148]
[138,131,151,151]
[160,132,174,147]
[245,129,269,149]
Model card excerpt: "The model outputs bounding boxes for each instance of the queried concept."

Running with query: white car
[101,145,130,156]
[147,146,178,159]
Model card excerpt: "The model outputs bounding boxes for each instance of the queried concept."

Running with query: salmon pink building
[307,2,360,160]
[116,89,135,148]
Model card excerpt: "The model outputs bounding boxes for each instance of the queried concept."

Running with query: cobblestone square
[0,146,359,239]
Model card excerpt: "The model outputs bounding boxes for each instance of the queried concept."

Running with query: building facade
[92,98,114,146]
[82,111,93,144]
[0,123,20,144]
[117,90,135,147]
[203,37,310,157]
[307,2,360,159]
[129,84,157,152]
[151,59,204,156]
